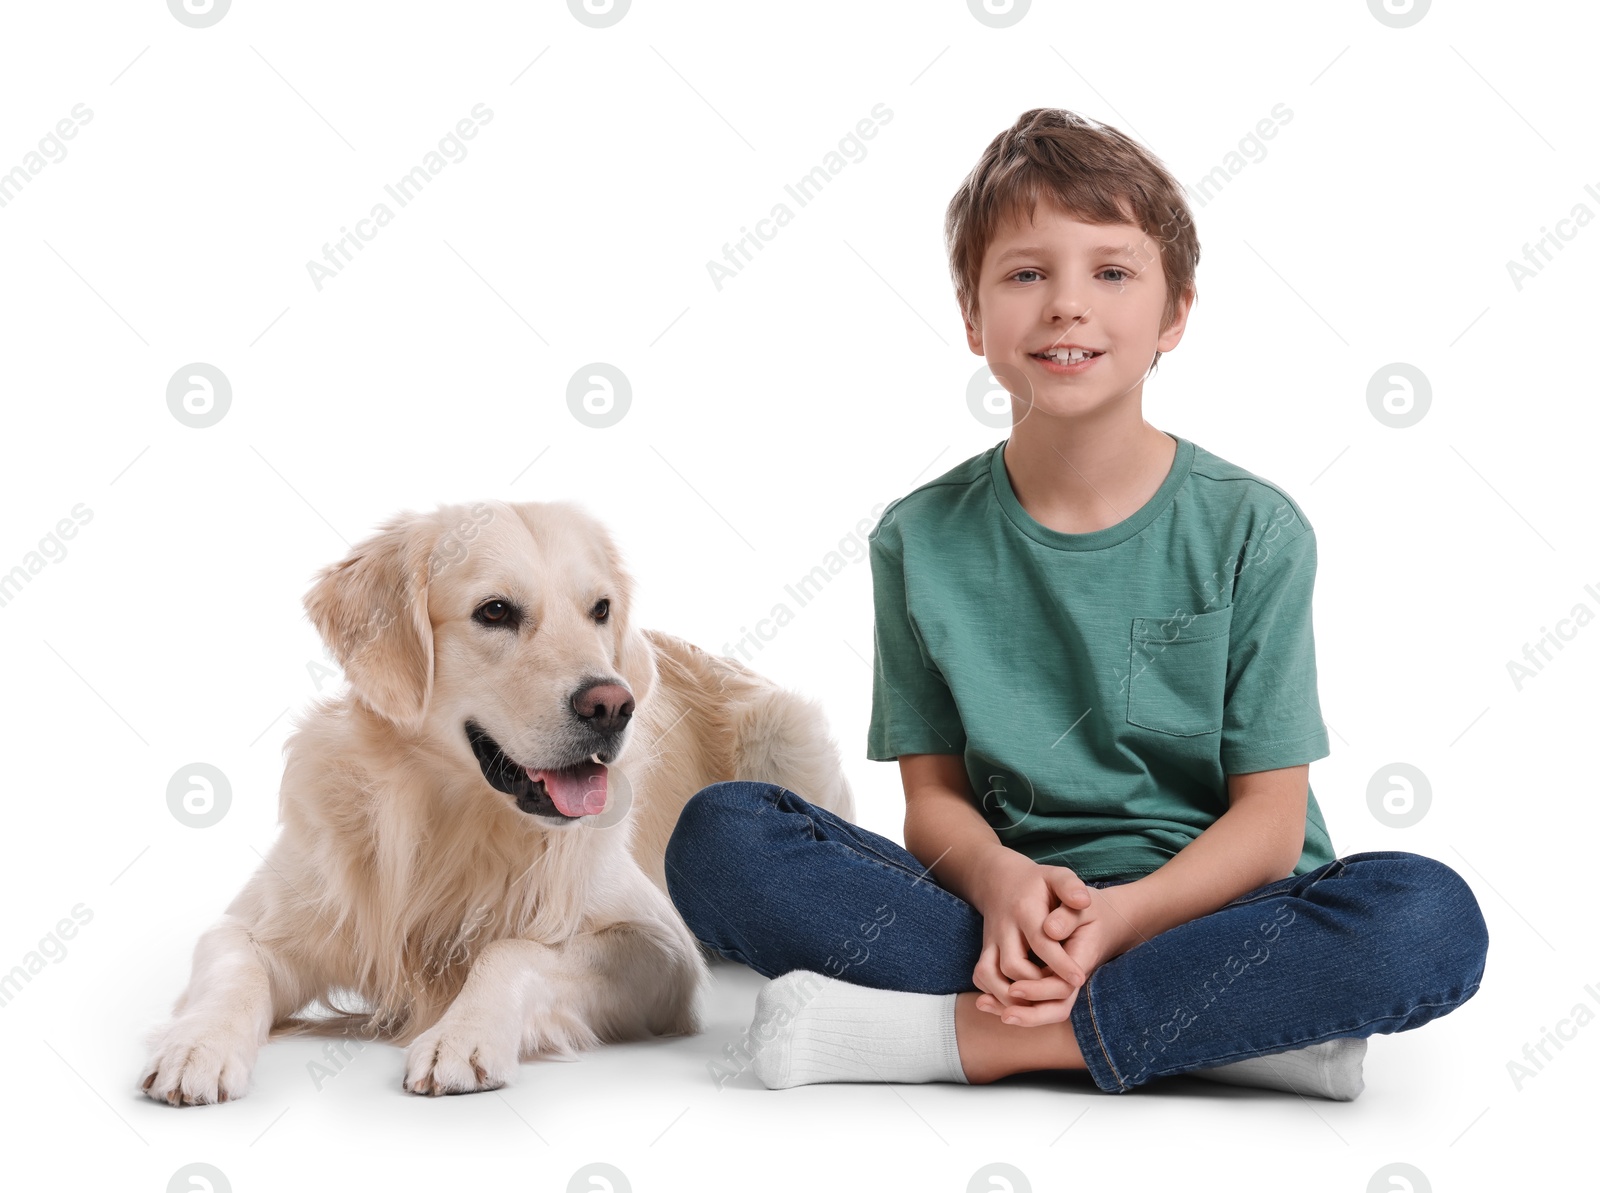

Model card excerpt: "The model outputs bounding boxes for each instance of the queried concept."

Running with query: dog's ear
[304,511,442,733]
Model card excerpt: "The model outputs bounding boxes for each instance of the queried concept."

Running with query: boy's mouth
[1030,347,1104,372]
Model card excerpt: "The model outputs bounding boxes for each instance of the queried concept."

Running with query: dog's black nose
[571,682,634,734]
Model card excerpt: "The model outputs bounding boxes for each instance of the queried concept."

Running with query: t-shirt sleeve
[865,511,968,760]
[1220,520,1331,774]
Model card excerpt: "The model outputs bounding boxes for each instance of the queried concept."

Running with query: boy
[663,108,1488,1099]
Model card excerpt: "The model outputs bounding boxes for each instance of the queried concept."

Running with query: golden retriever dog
[138,500,855,1105]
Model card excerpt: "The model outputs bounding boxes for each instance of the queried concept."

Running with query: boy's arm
[1116,764,1309,942]
[898,753,1035,911]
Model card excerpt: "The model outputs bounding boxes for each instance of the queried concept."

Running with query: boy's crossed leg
[668,783,1403,1100]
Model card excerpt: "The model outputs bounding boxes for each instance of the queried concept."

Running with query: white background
[1,1,1595,1189]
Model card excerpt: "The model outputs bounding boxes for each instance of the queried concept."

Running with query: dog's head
[303,500,657,827]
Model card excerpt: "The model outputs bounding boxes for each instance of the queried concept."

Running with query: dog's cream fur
[138,500,854,1104]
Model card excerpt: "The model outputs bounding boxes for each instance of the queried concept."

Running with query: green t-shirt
[866,432,1335,882]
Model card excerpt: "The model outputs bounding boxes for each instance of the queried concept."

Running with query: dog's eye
[593,598,610,623]
[474,599,519,629]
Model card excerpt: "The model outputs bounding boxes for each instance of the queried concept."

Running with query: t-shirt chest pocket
[1125,605,1234,737]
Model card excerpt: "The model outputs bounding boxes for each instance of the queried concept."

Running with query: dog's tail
[270,1012,384,1042]
[268,997,404,1045]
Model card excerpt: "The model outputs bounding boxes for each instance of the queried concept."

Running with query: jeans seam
[1083,976,1128,1092]
[802,819,978,917]
[770,784,982,917]
[712,942,776,979]
[788,796,979,972]
[810,818,941,886]
[851,849,976,914]
[1221,857,1349,912]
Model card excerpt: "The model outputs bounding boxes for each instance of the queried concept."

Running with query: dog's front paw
[403,1018,519,1096]
[139,1025,256,1106]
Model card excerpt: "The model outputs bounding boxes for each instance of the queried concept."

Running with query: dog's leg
[403,912,707,1096]
[139,916,288,1106]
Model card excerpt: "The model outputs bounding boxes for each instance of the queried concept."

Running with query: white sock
[1188,1036,1367,1101]
[748,971,969,1089]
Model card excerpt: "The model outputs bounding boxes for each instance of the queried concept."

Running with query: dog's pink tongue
[529,761,608,816]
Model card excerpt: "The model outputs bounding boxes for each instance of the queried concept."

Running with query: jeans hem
[1076,976,1128,1092]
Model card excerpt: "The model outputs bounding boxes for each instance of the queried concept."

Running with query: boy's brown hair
[945,108,1201,374]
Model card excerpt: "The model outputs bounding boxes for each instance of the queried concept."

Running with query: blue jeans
[663,780,1490,1093]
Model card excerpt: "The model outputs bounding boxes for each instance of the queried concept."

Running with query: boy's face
[965,199,1192,419]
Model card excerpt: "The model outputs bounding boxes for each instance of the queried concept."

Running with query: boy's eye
[1009,267,1131,284]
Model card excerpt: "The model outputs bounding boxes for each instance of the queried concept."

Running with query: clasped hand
[971,853,1143,1027]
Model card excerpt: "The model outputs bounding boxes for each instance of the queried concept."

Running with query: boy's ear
[1157,284,1197,350]
[963,306,984,356]
[303,512,442,733]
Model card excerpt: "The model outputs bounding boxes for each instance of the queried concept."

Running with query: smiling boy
[664,108,1488,1099]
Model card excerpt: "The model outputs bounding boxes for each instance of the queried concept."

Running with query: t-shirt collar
[989,432,1195,552]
